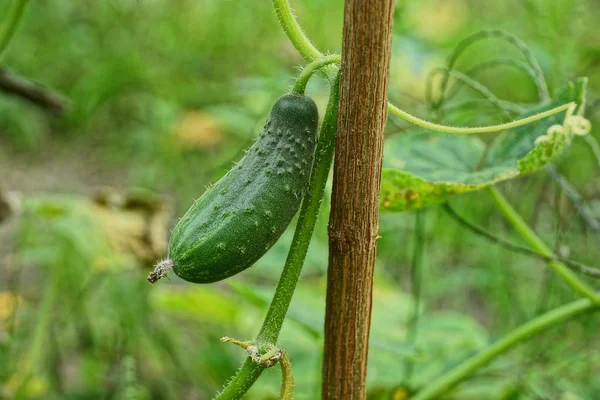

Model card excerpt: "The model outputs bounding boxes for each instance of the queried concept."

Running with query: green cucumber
[149,93,319,284]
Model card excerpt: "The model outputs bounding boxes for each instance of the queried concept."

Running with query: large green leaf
[381,78,588,212]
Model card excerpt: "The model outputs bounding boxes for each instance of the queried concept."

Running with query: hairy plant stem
[487,186,600,303]
[213,360,262,400]
[387,101,573,135]
[272,0,322,62]
[215,74,341,400]
[292,54,341,95]
[0,0,30,61]
[412,298,599,400]
[279,351,294,399]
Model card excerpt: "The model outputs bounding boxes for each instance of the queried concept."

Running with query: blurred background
[1,0,600,399]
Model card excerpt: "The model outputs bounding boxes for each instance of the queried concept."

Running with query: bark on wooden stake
[322,1,395,399]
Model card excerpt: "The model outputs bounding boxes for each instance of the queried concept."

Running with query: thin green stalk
[413,298,598,400]
[272,0,322,62]
[437,99,529,118]
[387,101,572,135]
[279,351,294,399]
[545,164,600,236]
[292,54,341,94]
[271,0,337,82]
[12,258,62,396]
[427,67,521,118]
[487,186,600,303]
[215,73,341,400]
[435,59,539,110]
[443,203,600,279]
[0,0,30,61]
[214,360,263,400]
[403,210,426,386]
[465,59,543,99]
[436,30,549,107]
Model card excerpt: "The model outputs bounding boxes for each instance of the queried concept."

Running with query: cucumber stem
[271,0,337,82]
[271,0,322,62]
[292,54,341,95]
[147,258,174,284]
[279,351,294,400]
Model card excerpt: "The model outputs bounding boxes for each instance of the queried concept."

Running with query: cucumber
[149,93,319,284]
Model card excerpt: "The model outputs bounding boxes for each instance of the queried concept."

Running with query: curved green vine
[292,54,341,94]
[279,351,294,399]
[387,101,574,135]
[435,30,549,107]
[272,0,322,62]
[437,58,542,103]
[464,59,543,98]
[426,67,522,119]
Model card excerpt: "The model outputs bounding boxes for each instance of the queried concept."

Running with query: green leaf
[487,78,587,174]
[381,78,588,212]
[380,131,516,212]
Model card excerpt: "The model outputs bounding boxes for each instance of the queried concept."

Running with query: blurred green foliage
[1,0,600,399]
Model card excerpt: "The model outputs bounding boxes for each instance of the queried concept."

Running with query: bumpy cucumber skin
[168,94,319,283]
